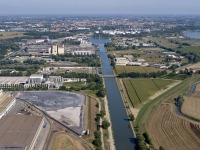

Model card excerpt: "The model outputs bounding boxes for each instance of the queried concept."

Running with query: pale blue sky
[0,0,200,15]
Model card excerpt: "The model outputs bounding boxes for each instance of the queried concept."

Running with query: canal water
[90,38,136,150]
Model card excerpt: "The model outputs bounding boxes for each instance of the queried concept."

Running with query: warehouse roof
[0,93,15,114]
[0,115,43,149]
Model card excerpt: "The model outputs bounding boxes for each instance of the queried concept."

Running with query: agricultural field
[115,66,164,75]
[150,37,178,49]
[140,53,165,64]
[182,96,200,120]
[181,83,200,120]
[150,37,200,54]
[51,133,85,150]
[176,46,200,54]
[108,50,144,56]
[147,104,200,150]
[162,73,188,80]
[123,78,175,106]
[0,31,25,39]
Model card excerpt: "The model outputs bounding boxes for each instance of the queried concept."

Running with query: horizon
[1,0,200,15]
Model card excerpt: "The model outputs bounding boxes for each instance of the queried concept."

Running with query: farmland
[123,78,175,106]
[150,37,200,54]
[135,75,200,150]
[182,96,200,120]
[181,83,200,120]
[161,73,188,80]
[147,104,200,150]
[108,50,144,56]
[0,31,25,39]
[115,66,164,75]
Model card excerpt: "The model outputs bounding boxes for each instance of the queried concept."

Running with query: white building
[115,57,130,66]
[71,50,95,55]
[29,74,44,84]
[50,45,64,55]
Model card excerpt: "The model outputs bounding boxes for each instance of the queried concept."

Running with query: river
[90,38,136,150]
[184,31,200,39]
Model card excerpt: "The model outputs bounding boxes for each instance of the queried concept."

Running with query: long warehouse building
[0,91,16,119]
[0,115,44,150]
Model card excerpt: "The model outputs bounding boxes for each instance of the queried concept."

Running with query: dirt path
[148,80,181,101]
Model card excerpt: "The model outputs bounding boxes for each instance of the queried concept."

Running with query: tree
[100,110,106,118]
[59,86,66,91]
[96,88,106,97]
[159,146,165,150]
[143,132,152,145]
[102,120,110,129]
[129,114,135,121]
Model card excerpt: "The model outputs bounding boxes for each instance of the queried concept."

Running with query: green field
[0,31,25,39]
[123,78,175,106]
[115,66,164,75]
[150,37,200,54]
[108,50,144,56]
[63,82,86,88]
[162,73,188,80]
[176,46,200,53]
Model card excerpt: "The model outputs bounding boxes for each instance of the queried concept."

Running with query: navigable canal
[90,38,136,150]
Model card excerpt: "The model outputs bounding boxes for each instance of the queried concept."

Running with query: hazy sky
[0,0,200,15]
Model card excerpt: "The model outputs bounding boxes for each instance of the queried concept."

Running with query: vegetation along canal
[90,38,136,150]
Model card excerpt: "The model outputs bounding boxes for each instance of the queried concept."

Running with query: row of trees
[51,54,101,67]
[0,84,48,91]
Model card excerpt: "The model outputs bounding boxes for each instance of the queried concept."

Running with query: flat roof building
[0,115,44,150]
[29,74,44,84]
[0,92,16,119]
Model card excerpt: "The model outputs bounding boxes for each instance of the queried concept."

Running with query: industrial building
[27,45,64,55]
[50,45,64,55]
[0,92,16,119]
[0,115,44,150]
[29,74,44,84]
[71,50,95,55]
[0,77,29,86]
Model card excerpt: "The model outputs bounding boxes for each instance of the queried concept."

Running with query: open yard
[0,31,25,39]
[51,133,85,150]
[115,66,164,75]
[147,104,200,150]
[123,78,175,106]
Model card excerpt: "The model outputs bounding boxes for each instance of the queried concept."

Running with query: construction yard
[18,91,86,134]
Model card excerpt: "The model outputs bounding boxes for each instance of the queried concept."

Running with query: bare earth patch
[51,134,85,150]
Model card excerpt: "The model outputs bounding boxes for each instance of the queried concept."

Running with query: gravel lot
[19,91,84,111]
[18,91,85,134]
